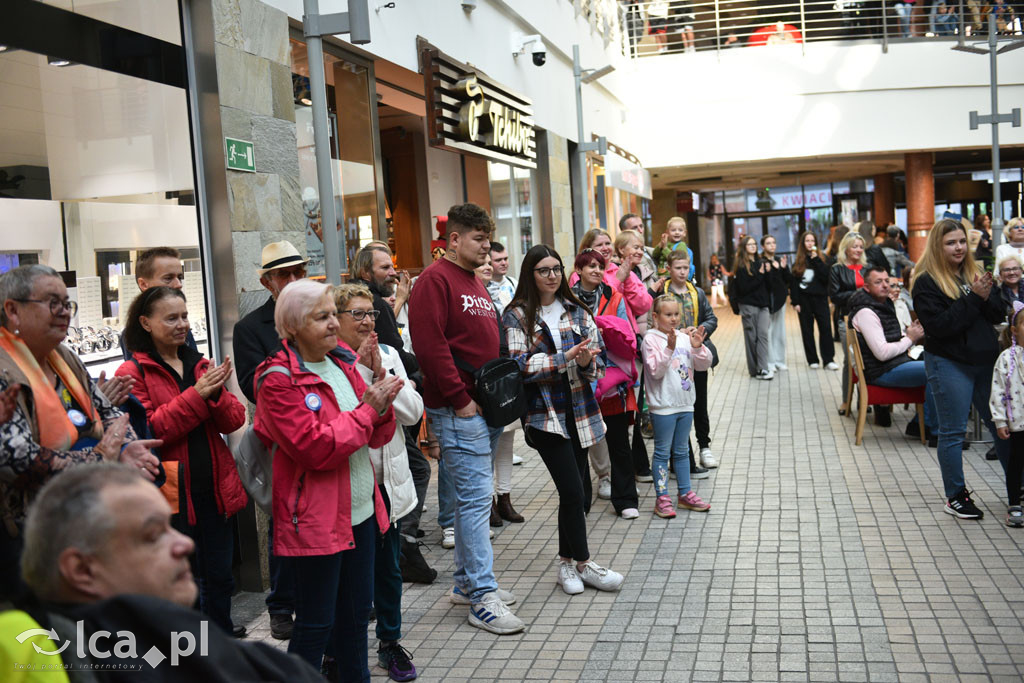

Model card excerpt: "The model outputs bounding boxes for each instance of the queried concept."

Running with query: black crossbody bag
[452,314,526,429]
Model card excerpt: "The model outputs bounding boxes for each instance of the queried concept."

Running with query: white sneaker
[557,560,584,595]
[635,473,654,483]
[809,363,821,369]
[575,561,624,592]
[774,363,788,371]
[826,361,840,371]
[758,369,774,380]
[700,448,718,469]
[621,507,640,519]
[489,528,495,540]
[451,585,516,606]
[468,592,525,634]
[441,527,455,549]
[597,477,611,500]
[512,453,523,465]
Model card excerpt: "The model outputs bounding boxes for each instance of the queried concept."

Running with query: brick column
[873,173,894,228]
[905,153,934,262]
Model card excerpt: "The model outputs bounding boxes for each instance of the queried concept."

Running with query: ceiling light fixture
[48,56,72,67]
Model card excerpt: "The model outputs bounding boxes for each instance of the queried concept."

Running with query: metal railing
[616,0,1023,56]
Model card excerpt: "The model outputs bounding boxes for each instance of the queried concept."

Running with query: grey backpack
[232,366,291,514]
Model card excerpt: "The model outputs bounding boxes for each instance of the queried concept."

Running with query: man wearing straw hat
[233,240,308,641]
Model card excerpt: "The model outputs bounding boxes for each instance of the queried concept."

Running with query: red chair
[846,325,926,446]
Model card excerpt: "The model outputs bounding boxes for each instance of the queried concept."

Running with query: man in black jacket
[349,245,436,585]
[12,463,322,682]
[848,266,935,434]
[232,240,307,639]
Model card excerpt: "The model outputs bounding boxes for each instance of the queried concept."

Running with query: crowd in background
[1,203,1023,681]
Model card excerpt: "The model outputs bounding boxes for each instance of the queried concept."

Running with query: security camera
[513,34,546,66]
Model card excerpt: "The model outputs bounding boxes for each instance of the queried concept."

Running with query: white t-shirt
[540,299,566,350]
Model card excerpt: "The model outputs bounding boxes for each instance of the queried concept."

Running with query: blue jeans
[184,494,236,634]
[437,456,455,529]
[872,361,937,431]
[426,407,502,603]
[924,352,1009,499]
[288,517,376,679]
[265,517,295,616]
[650,411,694,498]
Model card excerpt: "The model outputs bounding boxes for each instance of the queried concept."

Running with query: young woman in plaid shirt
[502,245,626,596]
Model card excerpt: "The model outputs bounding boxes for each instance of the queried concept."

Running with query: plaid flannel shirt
[502,299,606,448]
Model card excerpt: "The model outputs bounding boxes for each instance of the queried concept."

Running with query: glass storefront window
[0,46,205,376]
[290,40,380,276]
[488,161,538,269]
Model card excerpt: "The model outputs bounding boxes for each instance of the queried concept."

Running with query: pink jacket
[570,264,652,332]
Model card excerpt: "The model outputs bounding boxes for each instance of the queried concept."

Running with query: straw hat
[258,241,308,277]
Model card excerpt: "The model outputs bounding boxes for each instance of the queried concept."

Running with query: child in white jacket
[988,300,1024,528]
[642,295,713,518]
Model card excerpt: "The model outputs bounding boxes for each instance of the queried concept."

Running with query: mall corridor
[230,308,1024,682]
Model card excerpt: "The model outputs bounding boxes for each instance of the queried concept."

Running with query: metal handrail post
[799,0,806,54]
[715,0,721,56]
[882,0,889,52]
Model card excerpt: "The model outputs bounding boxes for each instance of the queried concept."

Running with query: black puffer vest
[847,289,912,384]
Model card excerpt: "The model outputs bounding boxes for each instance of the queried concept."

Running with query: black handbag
[452,316,527,429]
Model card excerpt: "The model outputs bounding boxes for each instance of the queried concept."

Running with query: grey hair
[351,244,390,281]
[21,463,142,601]
[273,279,334,341]
[0,264,60,326]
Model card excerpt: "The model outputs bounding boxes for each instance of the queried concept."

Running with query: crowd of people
[1,203,1022,681]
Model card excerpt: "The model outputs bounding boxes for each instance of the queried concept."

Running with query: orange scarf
[0,328,101,450]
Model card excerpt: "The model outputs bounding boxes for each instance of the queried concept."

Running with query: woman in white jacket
[335,283,422,680]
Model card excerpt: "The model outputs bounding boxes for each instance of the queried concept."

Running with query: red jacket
[116,352,248,526]
[252,341,393,557]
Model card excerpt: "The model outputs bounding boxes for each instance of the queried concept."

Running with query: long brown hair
[911,218,981,300]
[792,231,819,277]
[824,225,849,259]
[732,235,759,275]
[578,228,611,255]
[509,245,590,336]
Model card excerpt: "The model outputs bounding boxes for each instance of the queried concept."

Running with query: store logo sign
[225,137,255,173]
[456,77,532,157]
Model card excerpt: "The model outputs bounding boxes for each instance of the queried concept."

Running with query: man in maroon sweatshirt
[408,203,524,635]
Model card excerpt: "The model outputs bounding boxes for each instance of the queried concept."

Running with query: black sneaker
[690,465,710,480]
[944,489,984,519]
[985,446,998,461]
[400,538,438,584]
[378,641,417,681]
[269,613,293,640]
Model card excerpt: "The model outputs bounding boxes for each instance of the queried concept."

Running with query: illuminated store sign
[421,42,537,169]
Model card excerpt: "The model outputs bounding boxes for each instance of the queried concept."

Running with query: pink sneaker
[678,491,711,512]
[654,495,676,518]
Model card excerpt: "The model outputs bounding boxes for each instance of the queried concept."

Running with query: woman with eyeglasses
[995,253,1024,316]
[503,245,625,595]
[995,218,1024,273]
[253,279,403,678]
[0,264,160,599]
[116,286,247,637]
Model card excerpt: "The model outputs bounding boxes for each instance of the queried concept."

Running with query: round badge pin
[304,393,322,412]
[67,408,87,427]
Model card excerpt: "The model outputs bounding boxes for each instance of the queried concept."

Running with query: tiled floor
[233,307,1024,682]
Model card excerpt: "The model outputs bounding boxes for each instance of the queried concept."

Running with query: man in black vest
[232,241,307,640]
[848,265,936,436]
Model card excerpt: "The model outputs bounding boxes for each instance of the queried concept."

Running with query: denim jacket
[502,298,606,448]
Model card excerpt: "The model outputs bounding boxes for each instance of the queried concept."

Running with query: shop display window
[0,45,206,377]
[488,161,539,270]
[290,39,381,277]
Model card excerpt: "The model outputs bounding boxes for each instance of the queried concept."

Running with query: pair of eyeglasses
[1002,267,1022,275]
[15,298,78,317]
[340,309,380,321]
[534,266,563,279]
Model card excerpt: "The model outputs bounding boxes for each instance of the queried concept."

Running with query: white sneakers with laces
[441,527,455,549]
[699,447,718,469]
[597,476,611,500]
[557,560,584,595]
[576,561,624,592]
[468,592,525,635]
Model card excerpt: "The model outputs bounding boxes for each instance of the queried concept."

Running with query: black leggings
[527,420,591,562]
[603,412,639,513]
[1005,432,1024,506]
[797,294,834,365]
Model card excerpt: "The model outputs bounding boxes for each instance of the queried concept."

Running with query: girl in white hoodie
[642,295,714,518]
[989,299,1024,528]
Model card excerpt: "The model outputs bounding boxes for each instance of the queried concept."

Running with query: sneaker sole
[377,661,417,682]
[690,472,710,480]
[702,462,719,469]
[635,475,653,483]
[1006,518,1024,528]
[654,510,676,518]
[468,614,525,635]
[943,505,982,520]
[441,542,455,549]
[581,577,624,592]
[678,502,711,512]
[557,580,584,595]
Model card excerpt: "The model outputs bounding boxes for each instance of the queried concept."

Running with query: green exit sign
[225,137,255,172]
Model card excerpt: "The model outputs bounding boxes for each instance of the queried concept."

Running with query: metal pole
[304,0,342,284]
[881,0,888,53]
[714,0,721,55]
[572,44,588,245]
[799,0,807,55]
[988,12,1004,245]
